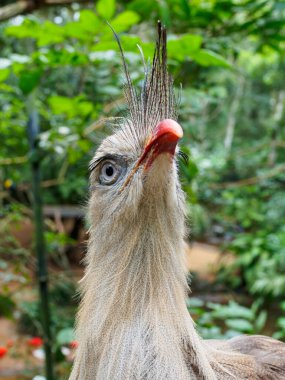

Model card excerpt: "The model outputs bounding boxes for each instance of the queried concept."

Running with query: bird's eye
[99,161,121,185]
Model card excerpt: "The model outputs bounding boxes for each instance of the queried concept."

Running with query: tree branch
[0,0,91,21]
[224,75,245,151]
[0,1,31,21]
[211,163,285,189]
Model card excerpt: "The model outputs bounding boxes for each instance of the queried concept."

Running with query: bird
[69,22,285,380]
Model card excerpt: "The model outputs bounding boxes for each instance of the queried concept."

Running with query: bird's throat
[71,204,216,380]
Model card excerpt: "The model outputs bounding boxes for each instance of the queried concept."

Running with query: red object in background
[0,347,8,358]
[70,340,79,349]
[28,337,43,348]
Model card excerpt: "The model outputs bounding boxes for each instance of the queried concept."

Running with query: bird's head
[88,22,186,237]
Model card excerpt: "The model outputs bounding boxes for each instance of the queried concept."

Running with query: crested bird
[69,22,285,380]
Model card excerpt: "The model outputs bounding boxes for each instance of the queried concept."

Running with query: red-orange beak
[120,119,183,192]
[138,119,183,168]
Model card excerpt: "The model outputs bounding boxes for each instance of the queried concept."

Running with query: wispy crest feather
[110,21,176,140]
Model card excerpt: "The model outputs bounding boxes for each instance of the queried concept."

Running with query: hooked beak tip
[153,119,183,142]
[139,119,183,167]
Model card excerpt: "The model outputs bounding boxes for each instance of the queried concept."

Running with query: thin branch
[224,75,245,151]
[0,1,31,22]
[0,0,92,21]
[211,163,285,189]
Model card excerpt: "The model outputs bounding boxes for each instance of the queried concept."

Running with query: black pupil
[105,165,114,177]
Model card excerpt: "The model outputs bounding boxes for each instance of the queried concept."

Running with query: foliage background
[0,0,285,378]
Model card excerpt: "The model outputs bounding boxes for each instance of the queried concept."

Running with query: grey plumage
[69,22,285,380]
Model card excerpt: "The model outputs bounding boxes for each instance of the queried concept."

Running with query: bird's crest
[110,21,176,139]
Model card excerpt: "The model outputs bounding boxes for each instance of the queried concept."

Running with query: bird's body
[69,23,285,380]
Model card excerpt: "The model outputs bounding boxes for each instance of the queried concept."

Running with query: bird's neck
[72,204,216,379]
[84,196,189,323]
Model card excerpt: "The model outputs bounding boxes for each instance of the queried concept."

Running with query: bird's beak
[120,119,183,191]
[138,119,183,168]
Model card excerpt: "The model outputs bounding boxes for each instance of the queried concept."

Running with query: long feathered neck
[70,181,217,380]
[84,183,188,323]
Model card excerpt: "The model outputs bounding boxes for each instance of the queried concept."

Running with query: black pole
[27,94,55,380]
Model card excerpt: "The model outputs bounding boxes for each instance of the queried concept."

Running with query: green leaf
[0,68,10,82]
[225,318,253,332]
[178,0,190,19]
[48,96,93,117]
[6,19,66,46]
[56,328,74,346]
[120,35,142,52]
[19,69,42,94]
[35,49,89,67]
[190,49,232,68]
[37,21,65,46]
[277,317,285,330]
[273,331,285,340]
[91,41,117,52]
[187,297,204,308]
[210,301,254,320]
[78,101,93,116]
[64,12,101,41]
[255,310,267,332]
[0,294,15,318]
[168,34,203,61]
[92,35,145,54]
[64,22,90,41]
[5,19,39,38]
[97,0,115,20]
[111,11,140,32]
[157,0,171,27]
[128,0,157,19]
[49,96,75,117]
[180,157,199,181]
[79,10,101,33]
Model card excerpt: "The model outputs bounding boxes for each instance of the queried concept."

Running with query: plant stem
[27,92,55,380]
